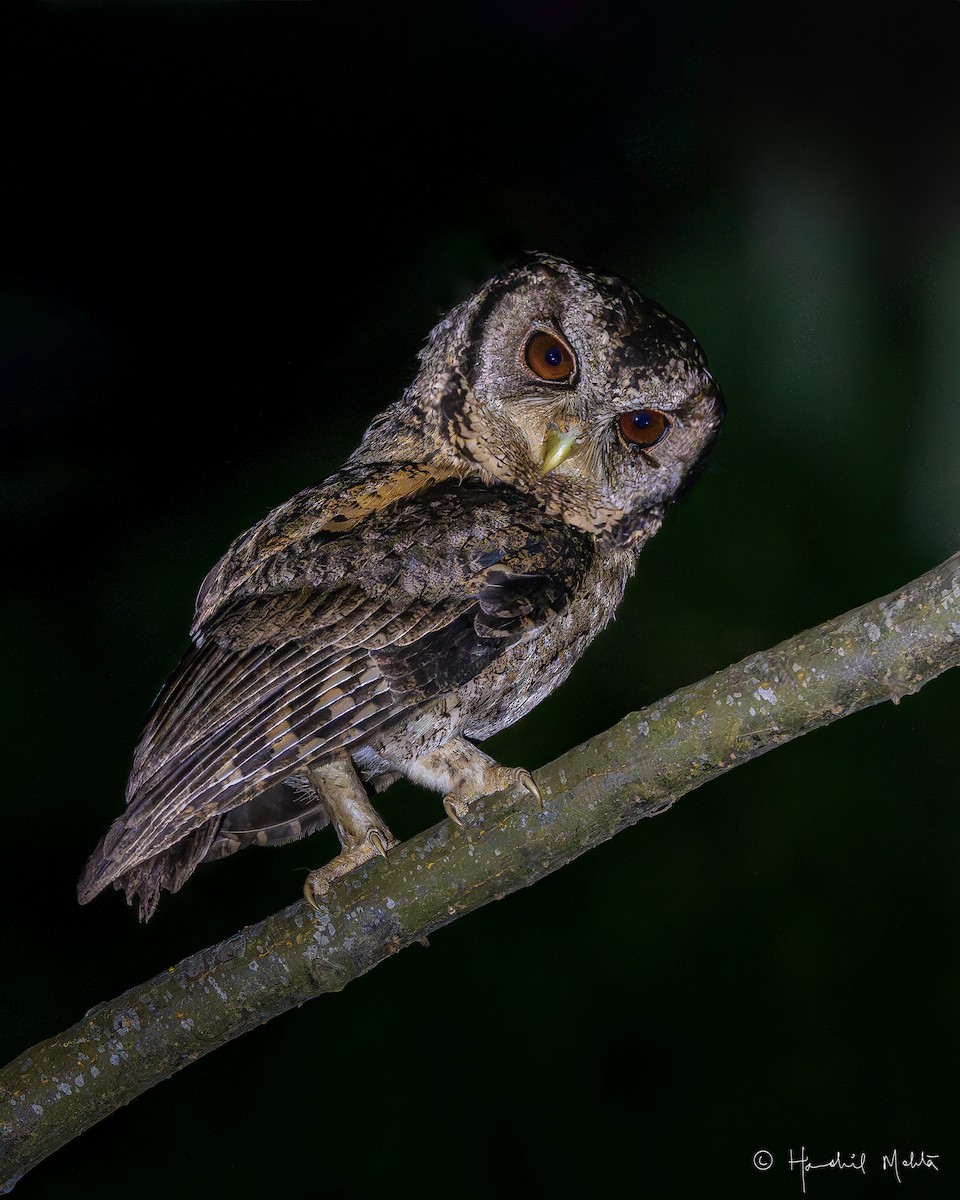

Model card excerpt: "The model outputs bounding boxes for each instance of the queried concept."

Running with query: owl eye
[524,330,576,383]
[618,409,671,449]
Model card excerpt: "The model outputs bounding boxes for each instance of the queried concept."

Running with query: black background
[3,2,959,1197]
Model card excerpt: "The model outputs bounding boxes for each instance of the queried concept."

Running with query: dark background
[3,2,959,1196]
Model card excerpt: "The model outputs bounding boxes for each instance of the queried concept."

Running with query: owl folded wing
[77,477,594,903]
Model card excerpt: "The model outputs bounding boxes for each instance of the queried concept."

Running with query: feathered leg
[303,752,397,906]
[402,736,541,827]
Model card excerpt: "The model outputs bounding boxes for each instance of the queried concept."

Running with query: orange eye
[524,330,575,382]
[619,409,671,449]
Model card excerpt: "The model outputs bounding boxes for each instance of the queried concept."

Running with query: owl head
[358,253,725,550]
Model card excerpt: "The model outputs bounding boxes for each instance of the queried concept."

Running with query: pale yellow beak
[540,426,581,475]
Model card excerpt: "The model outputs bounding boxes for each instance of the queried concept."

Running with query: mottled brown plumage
[78,253,725,919]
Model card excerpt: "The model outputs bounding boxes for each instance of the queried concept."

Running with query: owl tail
[112,824,220,922]
[79,779,332,921]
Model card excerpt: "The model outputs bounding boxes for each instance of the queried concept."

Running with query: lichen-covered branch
[2,551,958,1190]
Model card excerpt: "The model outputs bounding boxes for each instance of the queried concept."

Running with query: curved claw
[516,769,542,807]
[303,875,322,911]
[443,795,467,828]
[367,828,390,859]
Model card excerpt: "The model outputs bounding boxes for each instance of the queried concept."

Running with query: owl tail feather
[78,780,333,921]
[114,824,220,922]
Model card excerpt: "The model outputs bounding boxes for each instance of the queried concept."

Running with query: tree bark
[2,551,958,1191]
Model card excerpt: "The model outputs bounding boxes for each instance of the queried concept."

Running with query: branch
[2,551,958,1190]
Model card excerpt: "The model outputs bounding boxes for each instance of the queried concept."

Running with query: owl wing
[189,459,454,635]
[78,475,594,904]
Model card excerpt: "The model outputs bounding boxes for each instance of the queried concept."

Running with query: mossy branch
[2,551,958,1190]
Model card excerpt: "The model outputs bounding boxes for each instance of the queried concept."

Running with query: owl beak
[540,425,581,475]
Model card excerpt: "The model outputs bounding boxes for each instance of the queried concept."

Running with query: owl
[78,253,725,920]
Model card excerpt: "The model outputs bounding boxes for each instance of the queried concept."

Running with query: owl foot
[304,826,398,909]
[303,755,398,909]
[443,766,542,828]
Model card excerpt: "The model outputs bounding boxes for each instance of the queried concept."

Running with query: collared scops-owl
[78,253,725,920]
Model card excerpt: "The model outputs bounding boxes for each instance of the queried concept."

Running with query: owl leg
[303,753,398,908]
[405,737,542,828]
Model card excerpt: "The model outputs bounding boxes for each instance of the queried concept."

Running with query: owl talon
[514,768,542,807]
[366,828,392,859]
[303,838,393,909]
[443,795,470,828]
[304,875,323,911]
